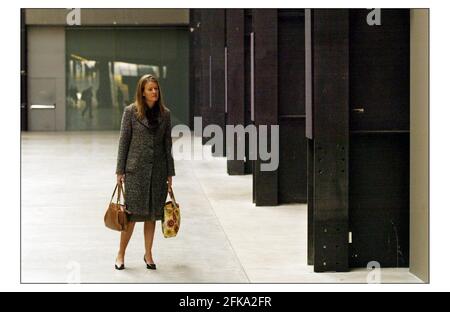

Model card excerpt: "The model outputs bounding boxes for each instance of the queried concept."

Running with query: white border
[2,0,445,292]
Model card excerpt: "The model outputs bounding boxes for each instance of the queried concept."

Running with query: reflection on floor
[21,131,422,283]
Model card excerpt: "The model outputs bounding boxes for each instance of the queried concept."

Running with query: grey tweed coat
[115,103,175,221]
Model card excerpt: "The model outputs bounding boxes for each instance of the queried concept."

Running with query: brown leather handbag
[104,182,130,232]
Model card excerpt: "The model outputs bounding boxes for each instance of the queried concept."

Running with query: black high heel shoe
[115,258,125,270]
[144,255,156,270]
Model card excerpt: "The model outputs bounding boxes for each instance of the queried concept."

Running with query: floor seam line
[189,150,251,283]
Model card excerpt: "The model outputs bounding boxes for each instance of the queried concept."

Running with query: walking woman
[114,74,175,270]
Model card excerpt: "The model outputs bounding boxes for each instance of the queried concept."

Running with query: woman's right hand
[117,174,125,185]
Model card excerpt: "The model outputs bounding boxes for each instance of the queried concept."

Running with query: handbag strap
[110,182,126,205]
[117,183,122,205]
[168,186,178,207]
[110,184,119,204]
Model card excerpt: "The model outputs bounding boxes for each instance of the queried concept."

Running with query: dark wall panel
[349,9,410,132]
[278,10,305,117]
[278,9,307,204]
[252,9,278,126]
[279,118,307,203]
[349,133,410,267]
[348,9,410,268]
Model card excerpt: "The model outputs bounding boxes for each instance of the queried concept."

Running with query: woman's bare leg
[144,220,156,264]
[117,221,136,265]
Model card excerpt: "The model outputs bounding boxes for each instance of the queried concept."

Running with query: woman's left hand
[167,176,173,188]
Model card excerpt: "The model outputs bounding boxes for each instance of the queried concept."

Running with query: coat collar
[132,103,163,129]
[138,114,151,129]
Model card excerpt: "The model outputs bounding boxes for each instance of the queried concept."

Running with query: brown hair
[133,74,167,121]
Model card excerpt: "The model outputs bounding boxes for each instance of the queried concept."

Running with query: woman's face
[143,80,159,107]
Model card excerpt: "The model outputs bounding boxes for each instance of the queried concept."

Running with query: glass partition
[66,27,189,130]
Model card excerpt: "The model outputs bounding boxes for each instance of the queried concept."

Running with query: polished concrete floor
[21,131,422,283]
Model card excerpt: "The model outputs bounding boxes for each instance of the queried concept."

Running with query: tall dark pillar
[209,9,226,157]
[190,9,203,130]
[199,9,213,144]
[306,9,410,272]
[225,9,246,175]
[305,9,314,265]
[189,10,198,130]
[252,9,278,206]
[244,10,254,175]
[307,9,350,272]
[197,9,226,157]
[96,60,112,108]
